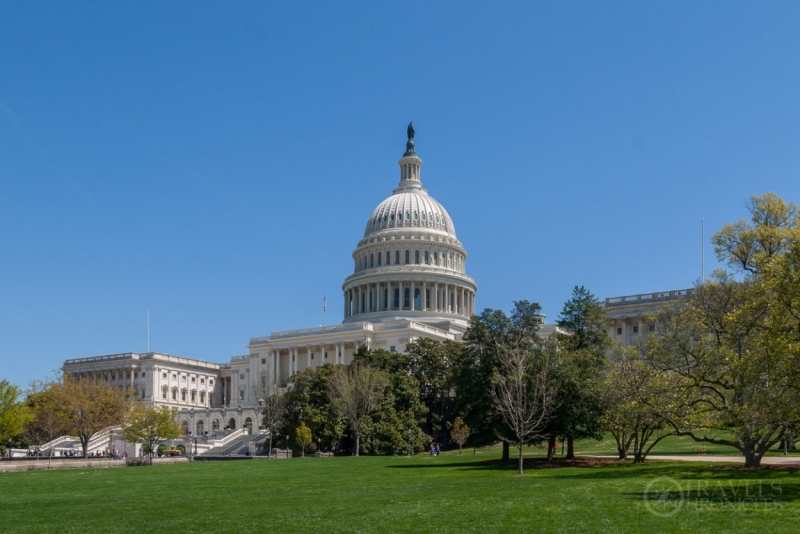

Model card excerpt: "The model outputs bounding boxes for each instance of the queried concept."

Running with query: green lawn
[3,451,800,533]
[569,433,800,458]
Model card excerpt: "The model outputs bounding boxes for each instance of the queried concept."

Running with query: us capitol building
[61,125,691,443]
[62,125,479,438]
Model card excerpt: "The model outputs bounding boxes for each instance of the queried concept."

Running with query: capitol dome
[341,124,477,332]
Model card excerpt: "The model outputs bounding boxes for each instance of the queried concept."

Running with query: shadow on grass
[389,457,800,484]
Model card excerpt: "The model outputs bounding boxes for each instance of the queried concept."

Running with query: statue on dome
[407,122,415,141]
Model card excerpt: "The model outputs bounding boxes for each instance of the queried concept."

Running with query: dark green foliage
[548,286,611,456]
[453,302,543,452]
[281,349,429,455]
[405,338,461,445]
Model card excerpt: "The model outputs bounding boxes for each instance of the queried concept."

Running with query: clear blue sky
[3,2,800,388]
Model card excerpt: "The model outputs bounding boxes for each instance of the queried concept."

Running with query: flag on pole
[323,295,327,313]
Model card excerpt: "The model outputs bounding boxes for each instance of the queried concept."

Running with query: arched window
[404,288,410,308]
[424,251,429,264]
[405,250,410,264]
[200,391,206,404]
[395,250,400,264]
[181,389,187,402]
[181,420,189,434]
[212,419,220,433]
[140,385,146,399]
[415,250,420,264]
[172,387,177,400]
[228,418,237,430]
[398,212,402,221]
[370,254,374,268]
[196,420,205,436]
[245,417,253,431]
[191,390,196,403]
[394,288,400,308]
[434,252,439,265]
[414,288,420,308]
[378,252,382,266]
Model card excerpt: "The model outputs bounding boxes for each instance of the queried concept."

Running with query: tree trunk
[518,442,524,475]
[547,436,556,461]
[459,444,462,455]
[502,440,510,461]
[355,433,360,457]
[269,436,273,459]
[566,437,575,459]
[742,446,761,468]
[617,446,627,460]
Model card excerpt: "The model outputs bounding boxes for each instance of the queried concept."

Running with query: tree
[552,286,611,459]
[59,377,130,457]
[712,192,799,274]
[0,380,31,451]
[454,302,543,461]
[122,406,181,464]
[281,366,345,455]
[600,349,677,463]
[25,381,68,461]
[350,347,429,456]
[491,345,556,475]
[651,274,800,467]
[450,417,470,454]
[327,362,387,456]
[406,339,461,447]
[252,372,285,457]
[295,422,312,457]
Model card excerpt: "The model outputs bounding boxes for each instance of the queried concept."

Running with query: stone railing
[604,289,694,307]
[251,322,374,344]
[342,265,476,285]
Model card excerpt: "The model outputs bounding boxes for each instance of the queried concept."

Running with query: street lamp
[221,405,227,432]
[237,403,243,433]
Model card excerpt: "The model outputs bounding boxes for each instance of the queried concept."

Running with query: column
[344,292,349,319]
[307,345,312,369]
[411,281,416,310]
[356,286,362,315]
[422,282,427,310]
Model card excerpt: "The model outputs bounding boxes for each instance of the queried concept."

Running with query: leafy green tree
[652,273,800,468]
[405,338,461,446]
[352,347,430,455]
[281,365,344,455]
[450,417,470,454]
[600,348,678,463]
[328,361,387,456]
[0,380,32,452]
[712,192,799,274]
[123,406,181,464]
[550,286,611,459]
[453,302,543,461]
[295,422,312,457]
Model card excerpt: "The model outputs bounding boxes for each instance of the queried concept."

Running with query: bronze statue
[407,122,415,141]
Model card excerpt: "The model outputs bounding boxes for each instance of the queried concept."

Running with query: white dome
[363,191,456,239]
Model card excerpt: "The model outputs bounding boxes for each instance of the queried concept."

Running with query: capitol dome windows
[395,250,400,264]
[405,250,410,264]
[415,251,420,264]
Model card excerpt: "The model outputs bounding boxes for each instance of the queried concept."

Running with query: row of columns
[264,342,350,385]
[344,281,475,318]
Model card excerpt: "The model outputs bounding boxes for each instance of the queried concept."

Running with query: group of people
[429,443,441,456]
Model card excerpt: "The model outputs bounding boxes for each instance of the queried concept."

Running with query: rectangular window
[404,288,410,308]
[191,377,196,383]
[617,327,622,335]
[261,358,266,364]
[172,389,177,400]
[390,346,396,353]
[633,326,639,334]
[239,390,245,401]
[240,374,245,380]
[163,373,167,379]
[649,324,655,332]
[181,390,186,401]
[162,387,167,399]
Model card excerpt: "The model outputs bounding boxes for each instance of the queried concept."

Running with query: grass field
[3,450,800,533]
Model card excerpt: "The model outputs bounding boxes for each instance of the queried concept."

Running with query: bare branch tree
[491,346,556,475]
[252,371,285,457]
[327,363,386,456]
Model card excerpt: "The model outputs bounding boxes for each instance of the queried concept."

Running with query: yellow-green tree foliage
[450,417,470,454]
[0,380,32,449]
[123,406,182,464]
[295,422,312,457]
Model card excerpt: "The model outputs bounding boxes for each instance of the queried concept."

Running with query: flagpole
[147,308,150,353]
[323,295,327,327]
